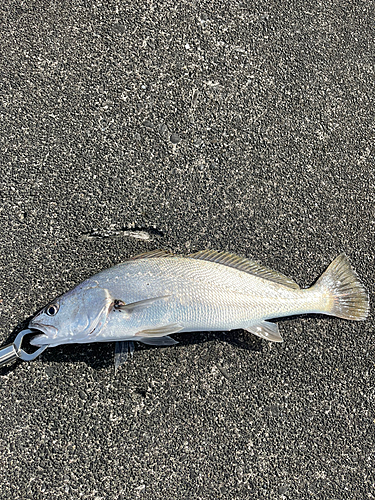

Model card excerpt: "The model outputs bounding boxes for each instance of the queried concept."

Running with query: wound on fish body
[27,250,369,367]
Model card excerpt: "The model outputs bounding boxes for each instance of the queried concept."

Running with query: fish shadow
[0,313,331,373]
[1,321,263,373]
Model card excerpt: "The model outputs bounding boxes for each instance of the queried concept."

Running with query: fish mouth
[29,332,49,346]
[28,322,58,346]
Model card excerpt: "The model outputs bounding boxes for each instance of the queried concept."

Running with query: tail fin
[313,254,369,321]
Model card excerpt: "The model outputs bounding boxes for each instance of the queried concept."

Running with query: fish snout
[29,332,49,346]
[28,321,58,345]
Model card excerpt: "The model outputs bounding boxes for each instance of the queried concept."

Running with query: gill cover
[30,286,112,346]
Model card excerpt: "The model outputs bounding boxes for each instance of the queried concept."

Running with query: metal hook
[0,329,49,367]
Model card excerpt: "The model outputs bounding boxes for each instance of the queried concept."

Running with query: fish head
[29,285,112,347]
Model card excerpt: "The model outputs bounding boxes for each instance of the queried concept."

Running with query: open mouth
[29,332,49,346]
[28,322,58,346]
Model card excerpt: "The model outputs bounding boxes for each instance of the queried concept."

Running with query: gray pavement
[0,1,374,499]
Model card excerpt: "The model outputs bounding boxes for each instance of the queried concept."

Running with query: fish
[29,250,369,362]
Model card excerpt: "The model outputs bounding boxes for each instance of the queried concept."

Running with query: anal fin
[245,321,283,342]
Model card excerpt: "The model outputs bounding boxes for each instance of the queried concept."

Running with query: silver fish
[29,250,369,353]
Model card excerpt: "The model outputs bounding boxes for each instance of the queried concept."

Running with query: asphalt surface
[0,1,374,499]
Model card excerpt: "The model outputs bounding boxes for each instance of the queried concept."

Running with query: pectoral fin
[115,295,171,314]
[245,321,283,342]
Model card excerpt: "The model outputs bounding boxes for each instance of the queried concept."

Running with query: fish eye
[46,304,59,316]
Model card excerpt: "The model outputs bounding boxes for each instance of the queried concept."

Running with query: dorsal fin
[130,250,174,260]
[188,250,300,289]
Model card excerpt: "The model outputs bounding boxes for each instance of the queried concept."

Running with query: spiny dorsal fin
[188,250,300,289]
[130,249,174,260]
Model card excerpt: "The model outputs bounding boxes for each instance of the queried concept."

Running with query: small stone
[159,123,168,134]
[113,24,126,34]
[170,133,181,144]
[278,485,288,495]
[143,120,154,130]
[79,390,87,400]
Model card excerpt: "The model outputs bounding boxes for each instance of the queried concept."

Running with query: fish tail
[311,254,369,321]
